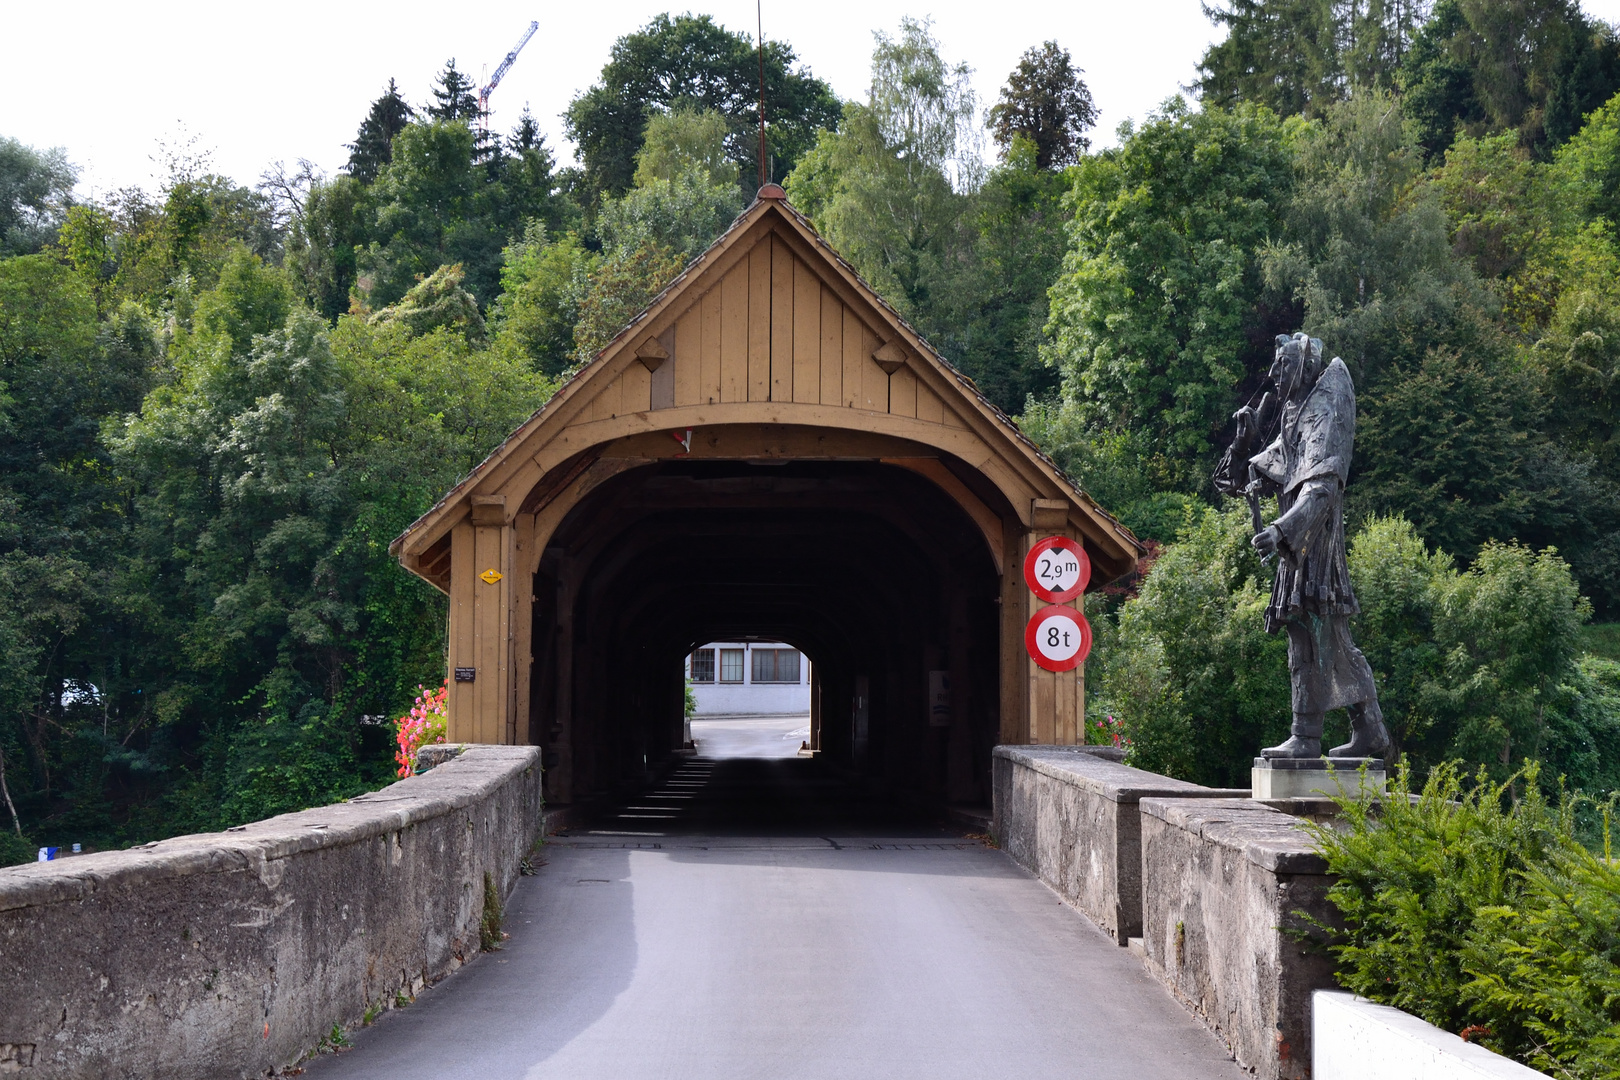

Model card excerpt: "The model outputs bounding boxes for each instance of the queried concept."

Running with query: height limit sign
[1022,537,1092,672]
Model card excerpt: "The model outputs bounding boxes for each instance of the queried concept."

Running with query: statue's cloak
[1249,358,1359,632]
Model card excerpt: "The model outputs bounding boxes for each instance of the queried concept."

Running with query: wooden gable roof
[390,187,1143,582]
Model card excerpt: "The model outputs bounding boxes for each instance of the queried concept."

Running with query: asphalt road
[690,713,812,759]
[304,720,1243,1080]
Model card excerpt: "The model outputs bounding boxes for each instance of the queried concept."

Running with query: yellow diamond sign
[479,568,503,585]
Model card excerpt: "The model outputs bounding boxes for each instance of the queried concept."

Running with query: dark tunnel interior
[528,459,1006,810]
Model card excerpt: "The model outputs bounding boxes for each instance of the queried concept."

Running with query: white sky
[6,1,1620,198]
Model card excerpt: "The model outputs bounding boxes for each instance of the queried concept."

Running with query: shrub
[0,830,35,868]
[1465,819,1620,1078]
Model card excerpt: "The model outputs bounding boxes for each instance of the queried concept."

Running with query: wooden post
[999,517,1028,746]
[1017,500,1085,746]
[946,589,976,802]
[447,517,477,742]
[443,496,515,745]
[548,555,580,803]
[512,512,536,745]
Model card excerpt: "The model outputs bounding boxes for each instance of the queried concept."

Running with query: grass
[1580,622,1620,662]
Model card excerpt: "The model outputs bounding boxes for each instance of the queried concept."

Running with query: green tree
[924,137,1071,413]
[490,223,598,376]
[598,168,743,263]
[867,17,981,185]
[0,137,76,255]
[1341,0,1434,91]
[1020,401,1200,543]
[346,79,414,184]
[1400,0,1620,157]
[1399,0,1488,157]
[358,121,479,307]
[1096,504,1600,786]
[0,255,159,837]
[1262,93,1490,380]
[570,242,687,365]
[367,262,485,342]
[1195,0,1346,118]
[989,42,1097,169]
[634,107,739,189]
[287,175,367,320]
[1043,99,1295,487]
[99,267,556,832]
[563,13,840,199]
[426,60,480,124]
[1354,348,1540,560]
[1343,515,1450,760]
[786,18,978,321]
[1347,517,1590,775]
[352,115,566,310]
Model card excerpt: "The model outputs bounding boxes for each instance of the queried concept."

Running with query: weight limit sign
[1024,604,1092,672]
[1023,536,1090,603]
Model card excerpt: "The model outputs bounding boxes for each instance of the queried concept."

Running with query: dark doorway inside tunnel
[528,458,1004,816]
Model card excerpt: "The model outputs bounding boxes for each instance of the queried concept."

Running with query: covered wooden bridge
[390,186,1141,807]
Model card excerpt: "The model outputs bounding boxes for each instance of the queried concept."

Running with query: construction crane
[479,20,539,130]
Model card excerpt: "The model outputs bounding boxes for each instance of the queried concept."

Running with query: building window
[719,648,745,683]
[752,648,801,683]
[689,648,715,683]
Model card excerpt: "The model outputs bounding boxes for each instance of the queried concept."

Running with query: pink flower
[394,682,449,777]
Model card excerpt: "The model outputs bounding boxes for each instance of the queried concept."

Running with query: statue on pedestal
[1214,333,1391,759]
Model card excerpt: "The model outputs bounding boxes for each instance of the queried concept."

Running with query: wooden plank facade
[391,189,1142,806]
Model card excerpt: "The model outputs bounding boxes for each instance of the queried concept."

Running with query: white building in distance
[687,640,810,716]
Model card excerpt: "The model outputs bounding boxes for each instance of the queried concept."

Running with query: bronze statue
[1215,333,1391,759]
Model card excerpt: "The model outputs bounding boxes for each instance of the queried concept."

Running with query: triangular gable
[390,189,1142,577]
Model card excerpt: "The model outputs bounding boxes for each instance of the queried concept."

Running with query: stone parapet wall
[991,746,1245,943]
[0,746,542,1080]
[1312,991,1544,1079]
[1138,797,1338,1080]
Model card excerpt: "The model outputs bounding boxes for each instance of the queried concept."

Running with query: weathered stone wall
[991,746,1244,943]
[0,746,542,1079]
[1139,797,1338,1080]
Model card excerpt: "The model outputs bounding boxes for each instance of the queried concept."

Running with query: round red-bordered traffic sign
[1025,605,1092,672]
[1023,536,1090,603]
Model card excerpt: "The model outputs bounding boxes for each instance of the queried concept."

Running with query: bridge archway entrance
[391,189,1141,807]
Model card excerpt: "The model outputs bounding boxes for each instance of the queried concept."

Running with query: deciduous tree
[988,42,1097,169]
[564,13,839,199]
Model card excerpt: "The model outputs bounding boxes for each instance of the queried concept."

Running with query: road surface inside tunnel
[690,713,812,761]
[303,737,1244,1080]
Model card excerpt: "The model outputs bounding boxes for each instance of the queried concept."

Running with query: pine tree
[1195,0,1343,118]
[988,42,1098,168]
[345,79,413,183]
[509,107,545,154]
[428,60,481,124]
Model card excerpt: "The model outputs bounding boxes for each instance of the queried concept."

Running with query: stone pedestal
[1251,757,1385,801]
